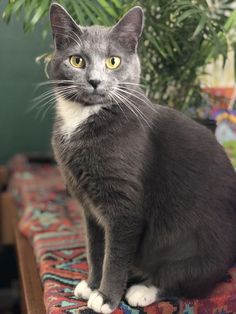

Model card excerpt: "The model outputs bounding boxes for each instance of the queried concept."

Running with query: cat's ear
[111,6,144,51]
[50,3,82,50]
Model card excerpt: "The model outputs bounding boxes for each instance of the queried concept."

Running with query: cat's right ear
[50,3,82,50]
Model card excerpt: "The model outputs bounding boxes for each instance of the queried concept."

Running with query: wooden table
[0,166,46,314]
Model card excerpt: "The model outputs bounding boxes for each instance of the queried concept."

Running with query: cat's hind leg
[125,284,160,307]
[151,256,226,299]
[125,269,160,307]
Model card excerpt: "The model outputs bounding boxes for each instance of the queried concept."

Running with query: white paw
[125,284,159,307]
[88,290,114,314]
[74,280,93,300]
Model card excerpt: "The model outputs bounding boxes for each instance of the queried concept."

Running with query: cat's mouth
[79,90,109,106]
[92,90,106,97]
[57,86,109,106]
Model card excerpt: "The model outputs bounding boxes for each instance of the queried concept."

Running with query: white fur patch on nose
[74,280,92,300]
[125,284,159,307]
[88,290,114,313]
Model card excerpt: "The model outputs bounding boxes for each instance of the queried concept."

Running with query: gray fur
[49,3,236,312]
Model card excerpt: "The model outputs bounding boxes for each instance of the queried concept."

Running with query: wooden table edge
[1,190,46,314]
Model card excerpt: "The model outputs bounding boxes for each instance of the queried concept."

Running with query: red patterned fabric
[8,155,236,314]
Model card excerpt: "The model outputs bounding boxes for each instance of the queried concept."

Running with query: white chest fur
[56,96,102,138]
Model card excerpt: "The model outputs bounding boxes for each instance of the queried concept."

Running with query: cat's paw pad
[88,290,114,314]
[125,284,159,307]
[74,280,93,300]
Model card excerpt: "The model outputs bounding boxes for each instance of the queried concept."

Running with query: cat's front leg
[74,212,104,300]
[87,218,142,313]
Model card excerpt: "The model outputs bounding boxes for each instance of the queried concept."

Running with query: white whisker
[115,87,157,113]
[33,85,78,103]
[108,93,128,120]
[119,82,146,88]
[29,87,76,119]
[35,79,76,88]
[112,88,152,127]
[111,90,148,127]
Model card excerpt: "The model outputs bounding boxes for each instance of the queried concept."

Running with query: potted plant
[2,0,236,117]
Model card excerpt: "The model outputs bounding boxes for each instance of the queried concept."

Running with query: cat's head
[49,3,144,106]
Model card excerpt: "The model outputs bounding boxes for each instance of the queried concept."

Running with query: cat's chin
[80,95,110,107]
[59,94,109,107]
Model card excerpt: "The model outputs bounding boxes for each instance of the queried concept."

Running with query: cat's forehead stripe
[68,28,121,57]
[81,26,110,42]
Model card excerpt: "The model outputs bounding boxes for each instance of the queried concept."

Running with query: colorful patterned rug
[8,155,236,314]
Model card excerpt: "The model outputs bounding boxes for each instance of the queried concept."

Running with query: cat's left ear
[50,3,82,50]
[111,6,144,51]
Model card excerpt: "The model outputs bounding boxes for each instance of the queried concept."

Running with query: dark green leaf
[190,14,207,39]
[97,0,117,17]
[79,1,99,25]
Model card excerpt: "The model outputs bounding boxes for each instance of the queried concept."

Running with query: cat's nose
[88,79,101,89]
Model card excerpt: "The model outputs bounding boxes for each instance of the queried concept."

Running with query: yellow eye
[69,55,85,68]
[106,56,121,69]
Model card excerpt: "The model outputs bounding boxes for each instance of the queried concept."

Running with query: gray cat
[49,3,236,313]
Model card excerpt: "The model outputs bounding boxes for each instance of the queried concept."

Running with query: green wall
[0,3,53,164]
